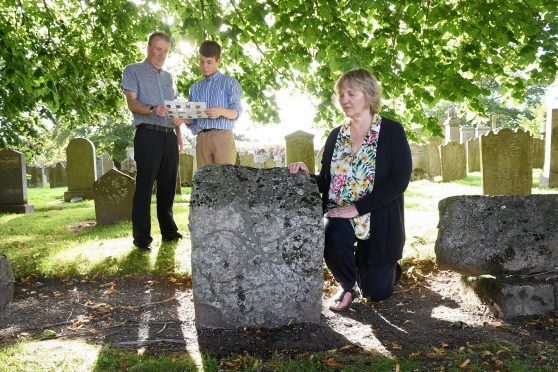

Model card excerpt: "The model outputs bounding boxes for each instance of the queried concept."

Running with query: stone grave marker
[120,157,137,178]
[481,128,532,196]
[64,138,97,201]
[466,137,480,173]
[285,130,315,174]
[49,162,67,188]
[440,141,466,182]
[531,137,545,169]
[93,169,135,225]
[27,166,45,188]
[540,109,558,187]
[0,149,34,213]
[189,165,323,328]
[179,153,194,186]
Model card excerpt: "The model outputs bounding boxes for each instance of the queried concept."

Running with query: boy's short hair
[199,40,221,60]
[148,32,170,46]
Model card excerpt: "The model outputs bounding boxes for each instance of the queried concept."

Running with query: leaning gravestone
[93,169,135,225]
[435,195,558,318]
[64,138,97,201]
[480,128,531,196]
[189,165,323,328]
[0,149,34,213]
[439,141,466,182]
[0,256,14,317]
[49,162,67,188]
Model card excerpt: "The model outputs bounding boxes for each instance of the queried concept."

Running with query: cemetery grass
[1,177,557,371]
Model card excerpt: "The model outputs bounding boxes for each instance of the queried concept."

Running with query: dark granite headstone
[27,166,46,188]
[0,149,34,213]
[49,162,67,188]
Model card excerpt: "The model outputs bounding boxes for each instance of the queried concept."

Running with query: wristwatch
[148,105,155,114]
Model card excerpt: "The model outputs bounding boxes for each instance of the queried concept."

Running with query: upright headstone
[426,137,442,176]
[64,138,97,201]
[439,142,466,182]
[27,166,45,188]
[540,109,558,187]
[102,154,114,175]
[459,126,475,144]
[48,162,67,188]
[93,169,135,225]
[285,130,315,174]
[0,149,34,213]
[120,157,137,178]
[190,165,323,328]
[179,153,194,186]
[481,128,532,196]
[466,138,480,173]
[531,136,545,169]
[443,106,460,144]
[0,256,14,316]
[126,146,134,159]
[491,114,498,131]
[263,158,275,169]
[315,146,325,174]
[239,153,255,167]
[409,143,429,172]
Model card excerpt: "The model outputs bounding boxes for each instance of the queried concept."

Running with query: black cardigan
[314,117,412,265]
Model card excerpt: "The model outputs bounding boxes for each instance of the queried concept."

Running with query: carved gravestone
[27,166,45,188]
[49,162,67,188]
[95,157,103,180]
[439,141,466,182]
[0,255,14,316]
[189,165,323,328]
[93,169,135,225]
[531,137,545,169]
[120,157,137,178]
[102,154,114,175]
[426,138,442,176]
[540,109,558,187]
[435,195,558,318]
[481,128,532,196]
[0,149,34,213]
[466,137,480,173]
[179,153,194,186]
[285,130,315,174]
[239,154,255,167]
[64,138,97,201]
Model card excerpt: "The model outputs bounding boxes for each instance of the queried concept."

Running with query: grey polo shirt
[121,59,176,127]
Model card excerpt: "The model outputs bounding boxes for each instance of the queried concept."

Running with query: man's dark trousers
[132,125,179,247]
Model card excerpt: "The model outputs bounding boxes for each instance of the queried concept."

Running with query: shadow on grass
[154,240,179,275]
[92,345,199,371]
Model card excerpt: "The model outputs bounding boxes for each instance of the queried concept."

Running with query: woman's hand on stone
[325,205,358,219]
[288,162,309,175]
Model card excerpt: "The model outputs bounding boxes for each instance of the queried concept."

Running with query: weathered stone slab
[440,141,466,182]
[481,128,532,196]
[0,149,34,214]
[102,154,114,175]
[93,169,135,225]
[120,157,137,178]
[531,137,545,169]
[64,138,97,201]
[0,255,14,315]
[238,154,255,167]
[435,195,558,276]
[426,138,442,176]
[27,166,46,188]
[285,130,315,174]
[462,276,556,319]
[540,109,558,187]
[189,165,323,328]
[466,138,480,173]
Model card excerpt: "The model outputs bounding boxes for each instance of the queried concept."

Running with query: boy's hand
[205,108,223,119]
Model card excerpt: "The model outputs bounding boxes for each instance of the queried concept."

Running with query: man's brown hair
[199,40,221,60]
[148,32,170,46]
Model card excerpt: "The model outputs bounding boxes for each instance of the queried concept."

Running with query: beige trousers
[196,129,236,169]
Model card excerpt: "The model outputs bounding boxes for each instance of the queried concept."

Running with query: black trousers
[132,126,179,247]
[324,217,400,301]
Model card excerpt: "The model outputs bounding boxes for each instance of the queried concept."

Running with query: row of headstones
[410,109,558,195]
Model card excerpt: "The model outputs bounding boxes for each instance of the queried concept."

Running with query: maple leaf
[458,359,471,368]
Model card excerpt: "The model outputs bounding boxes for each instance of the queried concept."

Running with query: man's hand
[205,108,223,119]
[152,104,168,117]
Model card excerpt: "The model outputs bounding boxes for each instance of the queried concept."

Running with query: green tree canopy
[1,0,557,159]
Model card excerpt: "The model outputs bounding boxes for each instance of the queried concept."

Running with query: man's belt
[138,123,174,133]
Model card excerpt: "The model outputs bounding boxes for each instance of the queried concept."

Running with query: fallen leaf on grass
[339,344,354,351]
[432,347,445,354]
[391,343,402,350]
[395,362,400,372]
[458,359,471,368]
[103,286,116,295]
[481,350,493,356]
[41,330,57,339]
[324,358,342,368]
[408,352,420,357]
[496,347,509,355]
[492,357,504,366]
[537,354,548,361]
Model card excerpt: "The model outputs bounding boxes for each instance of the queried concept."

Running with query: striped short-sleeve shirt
[188,71,242,135]
[121,60,176,127]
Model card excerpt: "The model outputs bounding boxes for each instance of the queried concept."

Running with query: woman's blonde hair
[335,68,382,115]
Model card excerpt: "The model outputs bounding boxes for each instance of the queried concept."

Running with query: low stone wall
[189,165,323,328]
[435,195,558,318]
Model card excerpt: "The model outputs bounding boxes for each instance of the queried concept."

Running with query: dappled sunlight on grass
[0,340,101,371]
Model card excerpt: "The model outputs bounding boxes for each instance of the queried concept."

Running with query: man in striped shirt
[186,40,243,168]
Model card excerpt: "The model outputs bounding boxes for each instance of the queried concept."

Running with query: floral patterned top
[327,115,382,239]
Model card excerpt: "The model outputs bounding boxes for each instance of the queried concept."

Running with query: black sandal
[329,288,359,312]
